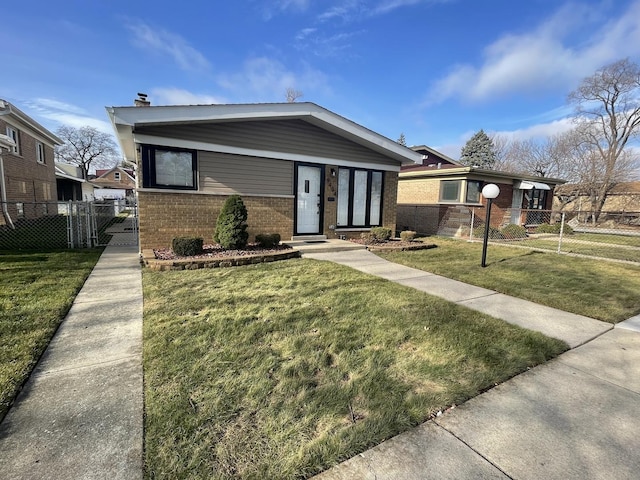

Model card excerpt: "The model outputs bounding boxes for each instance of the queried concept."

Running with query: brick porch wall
[138,192,294,250]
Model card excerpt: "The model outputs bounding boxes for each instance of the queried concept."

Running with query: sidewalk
[306,250,640,480]
[0,221,143,480]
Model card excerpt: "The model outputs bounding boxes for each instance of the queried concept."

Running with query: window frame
[336,167,384,228]
[439,180,461,203]
[114,171,121,181]
[141,144,198,190]
[465,180,482,204]
[36,141,46,164]
[6,126,20,155]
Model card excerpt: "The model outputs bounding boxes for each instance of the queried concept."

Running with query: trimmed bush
[473,225,505,239]
[255,233,281,248]
[172,237,204,256]
[214,195,249,249]
[400,230,416,242]
[500,224,527,239]
[370,227,392,241]
[536,223,574,235]
[360,232,376,245]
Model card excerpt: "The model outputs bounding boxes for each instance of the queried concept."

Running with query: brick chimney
[134,93,150,107]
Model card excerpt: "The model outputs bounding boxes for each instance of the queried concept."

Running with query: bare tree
[285,88,304,103]
[55,126,120,179]
[567,58,640,220]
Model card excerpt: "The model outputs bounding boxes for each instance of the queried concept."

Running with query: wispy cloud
[216,56,330,101]
[294,28,364,58]
[126,22,211,72]
[318,0,449,21]
[425,0,640,105]
[262,0,312,20]
[24,98,114,133]
[150,88,227,105]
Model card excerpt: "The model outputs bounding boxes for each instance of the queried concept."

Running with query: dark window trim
[141,144,198,190]
[337,167,384,228]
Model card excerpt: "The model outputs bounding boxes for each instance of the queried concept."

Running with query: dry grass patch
[143,258,566,479]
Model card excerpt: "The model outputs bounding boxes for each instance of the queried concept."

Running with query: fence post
[557,212,565,254]
[67,201,74,249]
[470,208,475,240]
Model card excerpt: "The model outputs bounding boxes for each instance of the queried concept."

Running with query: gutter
[0,133,16,228]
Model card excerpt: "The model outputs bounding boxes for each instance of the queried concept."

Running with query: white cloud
[24,98,113,134]
[295,29,364,58]
[216,57,330,101]
[426,0,640,104]
[150,88,227,105]
[126,22,210,72]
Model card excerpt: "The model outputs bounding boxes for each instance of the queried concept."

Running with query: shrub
[172,237,204,256]
[214,195,249,249]
[370,227,392,241]
[500,224,527,239]
[360,232,376,245]
[473,225,505,239]
[400,230,416,242]
[255,233,281,248]
[536,223,574,235]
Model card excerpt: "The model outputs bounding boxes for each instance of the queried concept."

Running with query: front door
[296,165,322,234]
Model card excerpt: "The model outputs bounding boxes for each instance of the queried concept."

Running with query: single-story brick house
[397,146,565,235]
[107,101,422,250]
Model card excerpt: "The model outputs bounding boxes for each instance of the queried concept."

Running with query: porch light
[481,183,500,268]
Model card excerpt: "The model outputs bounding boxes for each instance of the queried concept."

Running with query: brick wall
[0,119,57,218]
[138,192,294,250]
[397,177,440,204]
[382,171,398,234]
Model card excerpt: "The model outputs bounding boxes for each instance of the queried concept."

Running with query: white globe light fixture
[480,183,500,267]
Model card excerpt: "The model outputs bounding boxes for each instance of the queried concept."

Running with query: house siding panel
[199,151,293,196]
[137,119,395,167]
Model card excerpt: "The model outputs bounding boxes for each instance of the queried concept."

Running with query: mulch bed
[144,244,299,271]
[349,239,438,252]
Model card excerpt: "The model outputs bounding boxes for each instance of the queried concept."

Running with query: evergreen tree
[397,133,407,146]
[460,129,497,169]
[214,195,249,249]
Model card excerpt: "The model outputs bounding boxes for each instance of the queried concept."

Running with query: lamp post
[481,183,500,268]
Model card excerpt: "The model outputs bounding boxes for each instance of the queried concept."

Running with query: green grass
[143,259,567,479]
[378,237,640,323]
[0,249,103,419]
[572,232,640,247]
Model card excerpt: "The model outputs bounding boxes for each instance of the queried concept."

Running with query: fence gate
[90,200,139,247]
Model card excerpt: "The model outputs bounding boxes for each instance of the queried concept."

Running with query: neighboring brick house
[0,99,61,225]
[107,101,422,250]
[90,166,136,200]
[397,145,565,235]
[554,181,640,214]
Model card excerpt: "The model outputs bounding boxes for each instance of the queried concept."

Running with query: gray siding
[137,119,396,167]
[199,151,293,196]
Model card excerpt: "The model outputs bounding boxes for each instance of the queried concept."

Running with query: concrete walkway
[306,250,640,480]
[0,220,143,480]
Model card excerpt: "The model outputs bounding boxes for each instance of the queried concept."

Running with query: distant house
[107,101,421,250]
[554,181,640,223]
[397,145,565,235]
[56,163,95,201]
[90,166,136,200]
[0,99,61,225]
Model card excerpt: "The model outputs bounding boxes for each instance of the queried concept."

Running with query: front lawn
[143,259,566,479]
[0,249,103,419]
[377,237,640,323]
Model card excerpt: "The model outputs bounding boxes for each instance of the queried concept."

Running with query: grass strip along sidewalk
[143,258,566,479]
[377,237,640,323]
[0,249,103,420]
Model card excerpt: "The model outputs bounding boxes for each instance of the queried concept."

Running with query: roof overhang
[0,100,63,146]
[106,102,423,167]
[513,180,551,190]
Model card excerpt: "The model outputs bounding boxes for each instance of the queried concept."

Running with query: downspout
[0,133,16,228]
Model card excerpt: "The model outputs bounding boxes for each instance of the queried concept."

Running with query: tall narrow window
[6,126,20,155]
[114,171,121,181]
[36,142,45,163]
[337,169,350,226]
[336,168,384,228]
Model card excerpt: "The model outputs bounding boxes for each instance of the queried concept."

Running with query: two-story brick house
[91,166,136,200]
[0,99,61,225]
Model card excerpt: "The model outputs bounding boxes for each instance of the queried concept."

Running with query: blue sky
[3,0,640,158]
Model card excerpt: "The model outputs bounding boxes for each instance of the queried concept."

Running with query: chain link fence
[397,204,640,264]
[0,200,137,250]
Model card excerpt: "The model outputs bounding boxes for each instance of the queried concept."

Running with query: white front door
[511,189,523,224]
[296,165,322,234]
